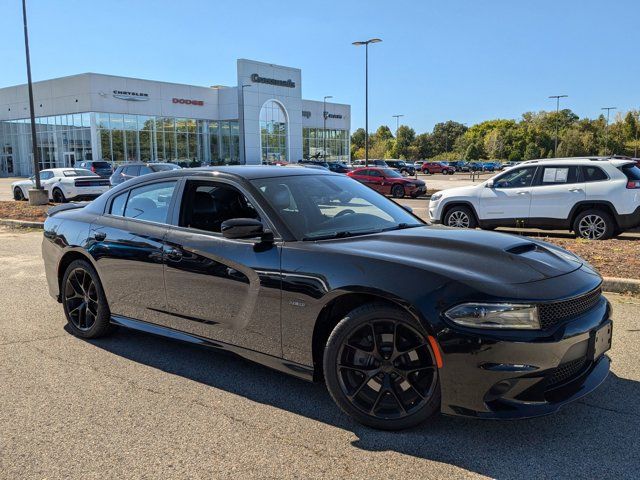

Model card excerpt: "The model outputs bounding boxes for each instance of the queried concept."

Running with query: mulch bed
[0,200,52,222]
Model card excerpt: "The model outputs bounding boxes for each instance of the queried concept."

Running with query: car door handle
[569,188,583,192]
[516,191,529,195]
[164,247,182,261]
[93,232,106,241]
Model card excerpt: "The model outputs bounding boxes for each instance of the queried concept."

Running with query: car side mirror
[221,218,273,242]
[486,180,494,188]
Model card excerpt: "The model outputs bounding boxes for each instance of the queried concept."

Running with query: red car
[347,167,427,198]
[421,162,455,175]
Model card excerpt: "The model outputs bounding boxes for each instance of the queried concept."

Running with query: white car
[429,158,640,239]
[11,168,111,203]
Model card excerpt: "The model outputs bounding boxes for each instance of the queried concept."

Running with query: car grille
[538,287,602,329]
[544,356,588,390]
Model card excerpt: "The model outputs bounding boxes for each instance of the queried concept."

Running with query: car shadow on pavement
[87,327,640,480]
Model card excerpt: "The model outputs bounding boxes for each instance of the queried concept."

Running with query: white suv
[429,158,640,239]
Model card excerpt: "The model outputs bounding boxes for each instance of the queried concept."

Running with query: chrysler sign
[112,90,149,101]
[250,73,295,88]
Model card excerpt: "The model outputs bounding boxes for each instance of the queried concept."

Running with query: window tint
[92,161,111,168]
[494,167,536,188]
[140,166,153,175]
[110,192,128,216]
[124,181,176,223]
[369,170,382,177]
[180,181,260,233]
[124,166,140,176]
[581,166,608,182]
[39,171,54,180]
[539,166,579,184]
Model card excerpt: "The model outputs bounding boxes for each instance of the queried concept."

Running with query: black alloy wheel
[324,304,440,430]
[52,188,66,203]
[391,184,405,199]
[13,187,24,201]
[62,260,113,338]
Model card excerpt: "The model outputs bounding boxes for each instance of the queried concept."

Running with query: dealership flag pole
[21,0,41,189]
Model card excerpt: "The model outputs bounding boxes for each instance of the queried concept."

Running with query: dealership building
[0,59,351,176]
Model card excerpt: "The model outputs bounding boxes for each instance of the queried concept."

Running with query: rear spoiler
[47,202,90,217]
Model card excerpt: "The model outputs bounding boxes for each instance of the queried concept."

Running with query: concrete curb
[0,217,639,294]
[601,277,640,295]
[0,218,44,229]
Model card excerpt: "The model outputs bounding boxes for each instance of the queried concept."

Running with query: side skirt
[110,315,315,382]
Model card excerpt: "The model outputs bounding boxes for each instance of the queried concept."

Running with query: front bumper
[438,296,612,418]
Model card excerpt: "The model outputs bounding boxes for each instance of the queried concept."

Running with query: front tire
[323,304,441,430]
[573,209,615,240]
[391,185,405,199]
[62,260,113,338]
[444,206,478,229]
[13,187,25,201]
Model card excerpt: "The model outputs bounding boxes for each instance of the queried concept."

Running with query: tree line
[350,109,640,161]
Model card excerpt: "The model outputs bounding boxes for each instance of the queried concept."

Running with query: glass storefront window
[259,100,288,164]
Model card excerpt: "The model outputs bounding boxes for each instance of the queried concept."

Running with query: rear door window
[582,166,609,182]
[538,166,579,185]
[123,181,177,223]
[124,166,140,176]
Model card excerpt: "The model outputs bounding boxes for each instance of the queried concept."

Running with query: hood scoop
[505,243,538,255]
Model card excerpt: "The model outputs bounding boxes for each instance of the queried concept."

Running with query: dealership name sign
[112,90,149,101]
[173,98,204,106]
[250,73,295,88]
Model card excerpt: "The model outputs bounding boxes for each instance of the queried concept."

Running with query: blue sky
[2,0,638,133]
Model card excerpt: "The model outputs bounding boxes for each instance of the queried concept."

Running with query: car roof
[518,157,634,167]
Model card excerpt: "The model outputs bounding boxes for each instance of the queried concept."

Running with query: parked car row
[429,157,640,240]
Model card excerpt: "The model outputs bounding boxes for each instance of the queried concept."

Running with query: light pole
[392,114,404,137]
[323,95,333,161]
[353,38,382,166]
[635,110,639,158]
[548,95,568,157]
[601,106,616,155]
[21,0,43,197]
[241,84,251,164]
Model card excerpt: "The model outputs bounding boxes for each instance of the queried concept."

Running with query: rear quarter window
[620,164,640,180]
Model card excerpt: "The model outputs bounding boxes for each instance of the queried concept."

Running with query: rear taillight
[627,180,640,189]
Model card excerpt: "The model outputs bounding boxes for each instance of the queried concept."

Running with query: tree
[431,121,468,154]
[351,128,366,149]
[394,125,415,159]
[465,143,482,160]
[412,133,433,159]
[523,142,541,160]
[374,125,394,142]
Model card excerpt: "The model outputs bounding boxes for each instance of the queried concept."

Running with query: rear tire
[52,188,66,203]
[62,260,113,338]
[391,185,405,199]
[444,206,478,229]
[573,209,615,240]
[323,303,441,430]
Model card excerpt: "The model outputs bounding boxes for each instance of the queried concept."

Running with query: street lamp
[353,38,382,166]
[21,0,45,204]
[601,106,616,156]
[323,95,333,161]
[241,84,251,164]
[392,114,404,137]
[548,95,568,157]
[635,110,639,158]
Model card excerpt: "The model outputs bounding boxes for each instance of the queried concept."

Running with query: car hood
[316,226,584,285]
[438,183,485,198]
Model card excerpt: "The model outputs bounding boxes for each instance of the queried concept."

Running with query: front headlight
[445,303,540,329]
[430,192,443,201]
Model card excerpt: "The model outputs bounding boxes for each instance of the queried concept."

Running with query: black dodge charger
[42,166,612,430]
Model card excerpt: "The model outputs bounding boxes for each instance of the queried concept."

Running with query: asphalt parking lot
[1,227,640,479]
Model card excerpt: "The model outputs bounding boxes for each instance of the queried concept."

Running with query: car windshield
[62,169,97,177]
[251,174,423,240]
[150,164,180,172]
[380,168,403,178]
